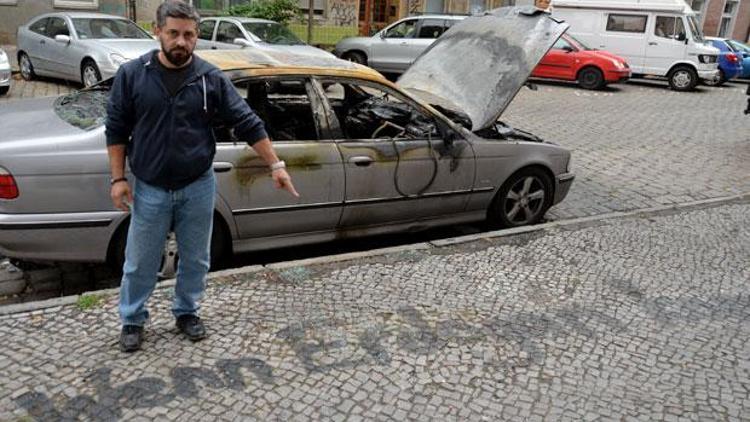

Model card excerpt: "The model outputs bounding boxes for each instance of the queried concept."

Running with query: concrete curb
[1,192,747,317]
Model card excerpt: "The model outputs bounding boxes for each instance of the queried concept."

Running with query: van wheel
[668,66,698,91]
[343,51,367,65]
[577,67,605,90]
[487,167,553,228]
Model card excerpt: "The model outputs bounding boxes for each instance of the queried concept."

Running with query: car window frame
[383,18,419,39]
[199,19,216,41]
[45,16,70,39]
[416,18,447,39]
[224,75,327,144]
[216,20,245,44]
[310,76,449,143]
[29,17,50,37]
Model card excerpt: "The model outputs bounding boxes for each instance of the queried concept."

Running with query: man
[535,0,551,12]
[106,0,298,353]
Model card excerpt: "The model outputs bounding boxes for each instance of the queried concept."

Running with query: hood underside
[397,6,568,131]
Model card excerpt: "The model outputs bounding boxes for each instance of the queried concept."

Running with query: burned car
[0,7,574,273]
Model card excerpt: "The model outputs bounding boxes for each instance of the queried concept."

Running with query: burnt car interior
[237,79,319,141]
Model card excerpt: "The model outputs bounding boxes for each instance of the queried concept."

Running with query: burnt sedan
[0,7,574,273]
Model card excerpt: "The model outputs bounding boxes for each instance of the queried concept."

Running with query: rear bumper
[0,211,124,263]
[698,69,720,82]
[554,172,575,205]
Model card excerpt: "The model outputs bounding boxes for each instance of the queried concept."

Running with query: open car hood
[397,6,568,131]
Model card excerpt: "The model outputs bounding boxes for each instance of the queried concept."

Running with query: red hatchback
[532,34,631,90]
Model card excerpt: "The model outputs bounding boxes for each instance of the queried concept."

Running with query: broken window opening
[54,87,109,130]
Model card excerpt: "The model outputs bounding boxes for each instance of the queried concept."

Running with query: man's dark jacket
[105,50,268,190]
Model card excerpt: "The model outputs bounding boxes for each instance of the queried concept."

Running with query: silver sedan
[16,12,158,87]
[0,47,10,95]
[0,7,574,275]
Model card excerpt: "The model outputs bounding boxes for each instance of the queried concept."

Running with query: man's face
[535,0,551,9]
[155,17,198,67]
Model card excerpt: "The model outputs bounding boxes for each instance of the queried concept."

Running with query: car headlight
[698,54,717,64]
[609,58,624,69]
[0,51,8,65]
[566,156,573,173]
[109,53,129,66]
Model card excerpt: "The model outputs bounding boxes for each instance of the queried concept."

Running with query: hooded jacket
[105,50,268,190]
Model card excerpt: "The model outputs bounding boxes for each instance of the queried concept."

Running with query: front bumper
[698,69,720,83]
[0,64,11,87]
[0,211,124,263]
[553,172,575,205]
[604,69,631,83]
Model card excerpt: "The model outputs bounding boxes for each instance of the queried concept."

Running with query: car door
[44,16,78,79]
[602,13,648,72]
[197,19,217,50]
[24,17,51,73]
[369,18,423,73]
[312,77,475,229]
[533,36,578,80]
[644,15,687,75]
[214,21,245,50]
[212,76,345,241]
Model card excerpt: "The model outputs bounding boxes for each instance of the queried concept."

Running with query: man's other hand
[111,181,134,212]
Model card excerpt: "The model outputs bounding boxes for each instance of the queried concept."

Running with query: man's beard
[161,41,192,67]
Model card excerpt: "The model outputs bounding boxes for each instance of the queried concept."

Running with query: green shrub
[224,0,301,25]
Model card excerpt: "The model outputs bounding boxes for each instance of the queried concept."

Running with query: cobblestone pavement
[1,199,748,421]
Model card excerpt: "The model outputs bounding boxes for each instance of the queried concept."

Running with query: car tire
[343,51,367,65]
[577,67,605,90]
[109,215,231,278]
[19,52,35,81]
[488,167,553,229]
[668,66,698,91]
[703,69,725,87]
[81,60,102,87]
[0,86,8,96]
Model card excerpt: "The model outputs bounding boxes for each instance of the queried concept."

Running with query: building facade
[687,0,750,40]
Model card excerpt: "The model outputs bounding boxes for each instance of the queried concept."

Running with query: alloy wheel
[503,175,547,225]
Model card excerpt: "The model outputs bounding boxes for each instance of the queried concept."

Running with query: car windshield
[565,33,592,50]
[54,88,109,130]
[242,22,303,45]
[73,18,152,39]
[686,16,704,43]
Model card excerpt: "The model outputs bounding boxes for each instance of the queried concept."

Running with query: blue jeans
[119,170,216,326]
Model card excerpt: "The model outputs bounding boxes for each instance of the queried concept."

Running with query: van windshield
[687,16,704,42]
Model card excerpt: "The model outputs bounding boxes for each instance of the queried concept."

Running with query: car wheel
[81,60,102,87]
[343,51,367,65]
[0,86,8,96]
[488,167,553,228]
[703,69,725,87]
[109,215,230,278]
[577,67,605,90]
[19,52,35,81]
[668,66,698,91]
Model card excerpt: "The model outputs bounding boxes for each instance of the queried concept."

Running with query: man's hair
[156,0,200,28]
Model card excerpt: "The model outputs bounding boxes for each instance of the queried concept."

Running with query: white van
[551,0,720,91]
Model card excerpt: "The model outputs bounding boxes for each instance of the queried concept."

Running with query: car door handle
[648,41,658,46]
[212,162,234,172]
[349,156,374,167]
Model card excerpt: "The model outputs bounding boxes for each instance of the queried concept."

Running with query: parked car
[333,14,465,74]
[531,33,631,89]
[702,37,743,86]
[196,17,335,59]
[16,12,158,87]
[552,0,720,91]
[0,47,10,96]
[725,39,750,78]
[0,7,574,275]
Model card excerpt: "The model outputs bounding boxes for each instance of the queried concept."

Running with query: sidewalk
[1,197,749,421]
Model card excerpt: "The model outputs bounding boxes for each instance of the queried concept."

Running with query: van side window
[606,14,648,33]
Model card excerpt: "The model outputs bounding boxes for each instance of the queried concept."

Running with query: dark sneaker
[119,325,144,353]
[175,315,207,342]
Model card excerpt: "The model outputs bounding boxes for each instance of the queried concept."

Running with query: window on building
[53,0,98,9]
[606,14,648,33]
[298,0,325,16]
[718,0,739,38]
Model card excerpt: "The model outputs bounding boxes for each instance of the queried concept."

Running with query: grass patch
[76,294,104,311]
[288,23,358,46]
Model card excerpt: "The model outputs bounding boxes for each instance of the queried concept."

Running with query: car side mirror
[675,33,686,42]
[55,34,71,44]
[233,38,252,47]
[562,45,574,53]
[379,31,386,39]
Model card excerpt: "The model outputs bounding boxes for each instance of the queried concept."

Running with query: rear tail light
[0,167,19,199]
[727,53,738,63]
